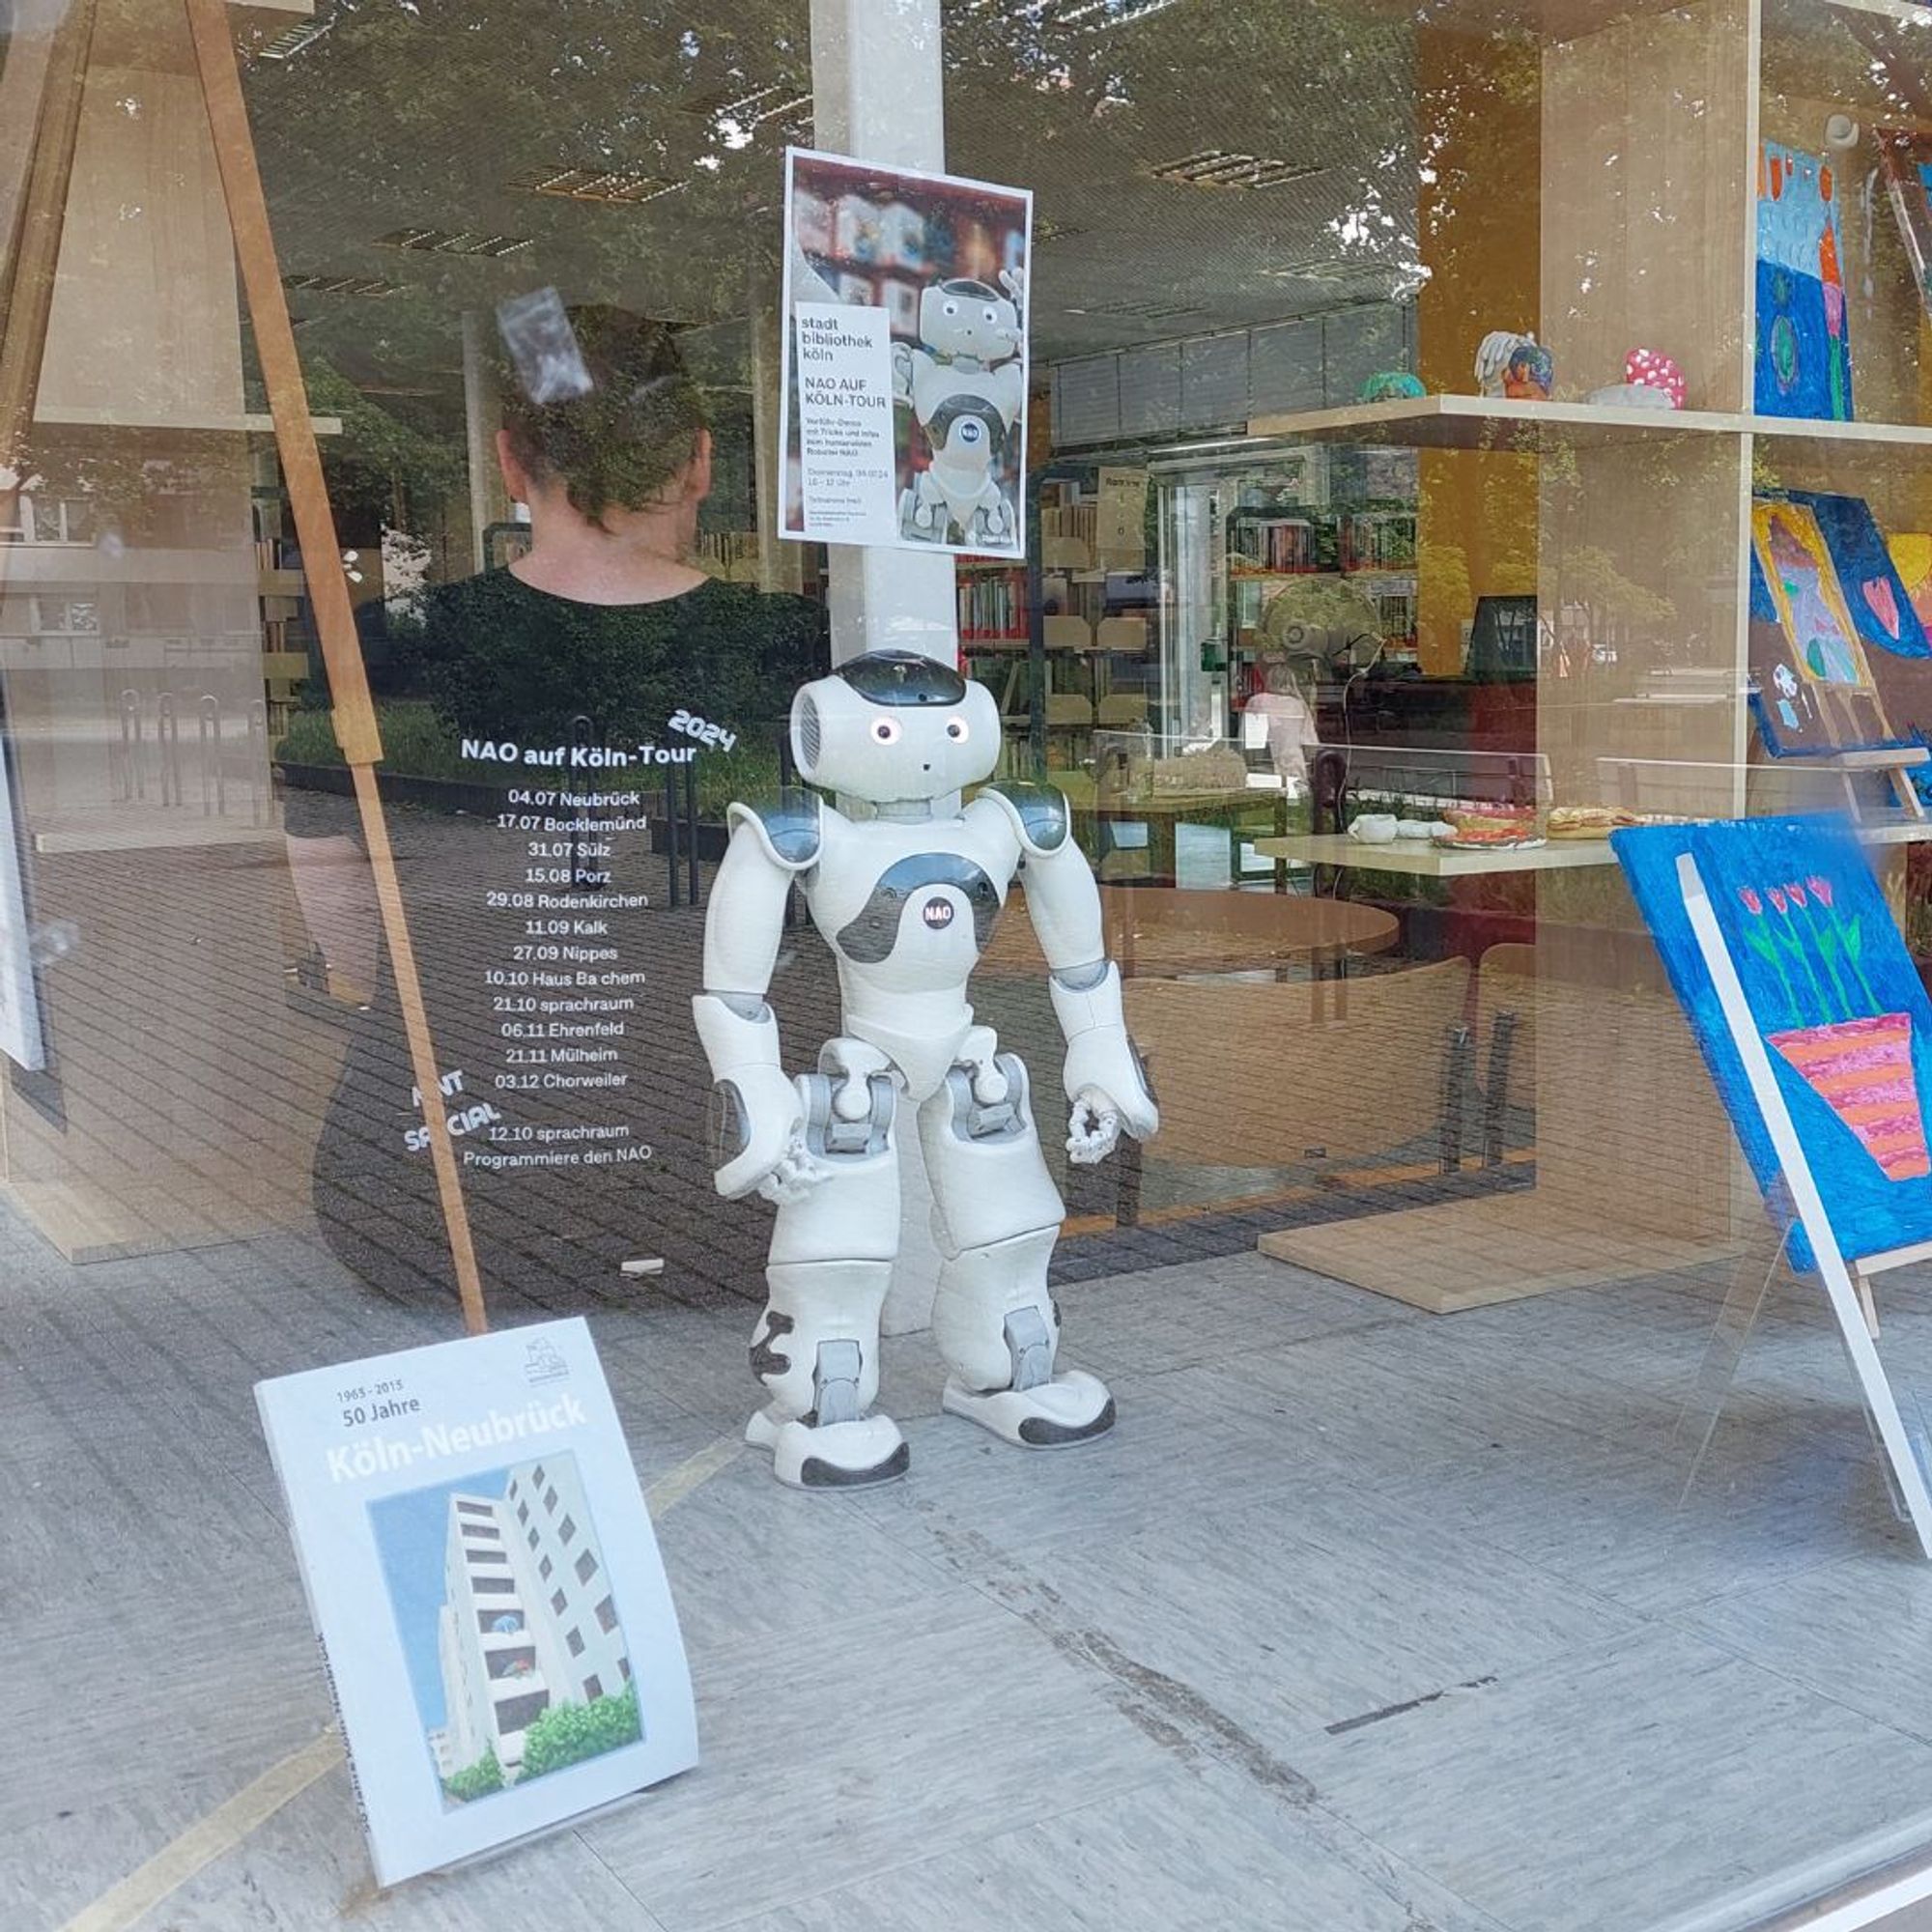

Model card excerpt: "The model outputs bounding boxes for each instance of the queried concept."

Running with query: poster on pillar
[779,148,1031,557]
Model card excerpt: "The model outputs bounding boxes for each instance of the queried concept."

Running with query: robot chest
[812,852,1005,974]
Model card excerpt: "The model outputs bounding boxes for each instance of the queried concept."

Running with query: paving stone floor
[12,1200,1932,1932]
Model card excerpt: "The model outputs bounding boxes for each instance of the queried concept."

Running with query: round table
[979,886,1399,980]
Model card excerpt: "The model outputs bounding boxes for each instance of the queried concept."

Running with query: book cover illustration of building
[370,1451,640,1807]
[255,1318,696,1888]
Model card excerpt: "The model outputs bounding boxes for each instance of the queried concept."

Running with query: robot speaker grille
[797,694,821,771]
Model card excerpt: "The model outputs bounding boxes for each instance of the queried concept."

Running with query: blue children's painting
[1747,492,1929,759]
[1614,816,1932,1270]
[1755,141,1854,421]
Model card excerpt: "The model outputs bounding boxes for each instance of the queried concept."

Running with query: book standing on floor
[256,1318,697,1886]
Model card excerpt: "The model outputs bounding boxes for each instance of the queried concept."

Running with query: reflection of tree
[300,358,466,530]
[1548,543,1674,672]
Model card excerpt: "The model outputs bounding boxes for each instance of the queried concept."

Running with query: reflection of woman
[415,306,822,743]
[1244,656,1321,790]
[298,309,828,1312]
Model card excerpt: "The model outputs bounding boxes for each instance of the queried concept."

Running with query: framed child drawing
[1614,816,1932,1556]
[1747,491,1931,772]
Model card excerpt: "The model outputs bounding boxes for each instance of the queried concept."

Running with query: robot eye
[982,308,997,324]
[870,718,901,744]
[945,717,969,742]
[942,300,958,317]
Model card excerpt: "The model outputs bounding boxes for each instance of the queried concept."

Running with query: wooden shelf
[1354,0,1729,39]
[32,407,343,436]
[1258,815,1932,877]
[1244,393,1932,452]
[31,815,281,855]
[1254,831,1620,877]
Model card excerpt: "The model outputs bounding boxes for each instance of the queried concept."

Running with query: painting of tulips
[1615,816,1932,1270]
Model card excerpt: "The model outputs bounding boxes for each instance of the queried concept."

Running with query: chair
[1473,942,1537,1167]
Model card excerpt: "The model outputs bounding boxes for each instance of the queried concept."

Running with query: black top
[410,569,826,748]
[300,567,831,1315]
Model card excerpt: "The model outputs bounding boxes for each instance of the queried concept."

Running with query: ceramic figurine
[1358,370,1426,403]
[1475,329,1552,401]
[1586,347,1687,411]
[1625,347,1687,409]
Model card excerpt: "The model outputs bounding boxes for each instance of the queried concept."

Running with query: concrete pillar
[808,0,956,1332]
[808,0,957,665]
[461,312,508,574]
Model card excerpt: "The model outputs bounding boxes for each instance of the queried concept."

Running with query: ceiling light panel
[375,228,535,259]
[255,14,334,61]
[283,272,400,297]
[1150,150,1329,189]
[515,165,686,207]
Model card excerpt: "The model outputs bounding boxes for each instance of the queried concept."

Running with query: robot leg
[747,1054,908,1489]
[917,1037,1115,1449]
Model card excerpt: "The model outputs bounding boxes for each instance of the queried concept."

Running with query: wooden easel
[1677,849,1932,1557]
[0,0,488,1333]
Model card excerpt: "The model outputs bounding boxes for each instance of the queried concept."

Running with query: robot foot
[941,1370,1116,1449]
[746,1406,910,1490]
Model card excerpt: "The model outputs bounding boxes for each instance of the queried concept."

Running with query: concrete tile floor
[10,1223,1932,1931]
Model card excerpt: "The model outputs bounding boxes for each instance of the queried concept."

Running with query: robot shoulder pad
[725,788,823,872]
[981,780,1071,857]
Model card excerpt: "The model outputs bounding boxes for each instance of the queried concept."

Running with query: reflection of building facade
[434,1457,629,1780]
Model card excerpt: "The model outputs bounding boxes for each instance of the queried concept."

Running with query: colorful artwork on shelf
[1889,533,1932,634]
[1796,493,1930,661]
[1878,127,1932,327]
[1754,141,1854,421]
[1613,816,1932,1268]
[1747,494,1914,757]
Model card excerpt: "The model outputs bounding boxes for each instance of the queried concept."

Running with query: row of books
[958,567,1026,640]
[1236,517,1320,575]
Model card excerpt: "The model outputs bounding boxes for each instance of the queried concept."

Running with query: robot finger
[757,1142,831,1205]
[1065,1101,1121,1167]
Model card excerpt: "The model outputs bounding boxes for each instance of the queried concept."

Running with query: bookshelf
[1249,0,1932,1310]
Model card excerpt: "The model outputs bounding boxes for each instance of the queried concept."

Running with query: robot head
[791,651,1000,805]
[925,397,1007,474]
[919,278,1019,363]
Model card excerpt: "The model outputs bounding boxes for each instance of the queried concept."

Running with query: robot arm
[693,795,827,1204]
[978,782,1158,1165]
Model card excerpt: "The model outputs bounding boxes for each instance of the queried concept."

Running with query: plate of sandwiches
[1432,806,1544,851]
[1545,806,1683,841]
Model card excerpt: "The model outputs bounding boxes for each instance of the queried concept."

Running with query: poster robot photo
[893,271,1026,548]
[692,652,1158,1488]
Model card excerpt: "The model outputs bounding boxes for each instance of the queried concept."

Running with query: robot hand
[891,340,915,404]
[1061,1029,1158,1163]
[1066,1090,1122,1166]
[998,265,1026,328]
[1050,963,1159,1165]
[713,1063,828,1204]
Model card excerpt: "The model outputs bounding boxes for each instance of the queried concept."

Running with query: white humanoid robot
[894,276,1026,548]
[692,650,1158,1489]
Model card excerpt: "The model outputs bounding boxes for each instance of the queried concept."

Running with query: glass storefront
[13,0,1932,1924]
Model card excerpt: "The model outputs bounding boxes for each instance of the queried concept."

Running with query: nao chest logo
[921,895,955,930]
